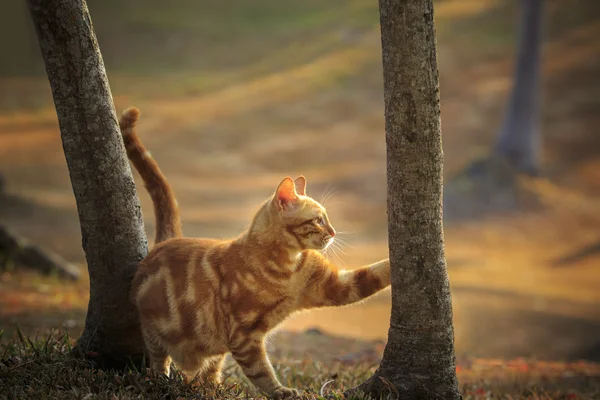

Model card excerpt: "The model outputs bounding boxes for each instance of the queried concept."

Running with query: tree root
[0,224,80,281]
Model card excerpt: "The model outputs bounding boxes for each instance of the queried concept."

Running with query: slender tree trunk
[346,1,460,399]
[26,0,148,367]
[494,0,544,174]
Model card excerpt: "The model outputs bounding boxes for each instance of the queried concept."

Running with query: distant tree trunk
[346,1,460,399]
[26,0,148,367]
[494,0,544,174]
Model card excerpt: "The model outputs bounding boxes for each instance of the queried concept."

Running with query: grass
[0,330,371,400]
[1,330,599,400]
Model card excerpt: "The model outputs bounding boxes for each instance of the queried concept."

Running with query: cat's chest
[229,272,304,331]
[259,293,296,328]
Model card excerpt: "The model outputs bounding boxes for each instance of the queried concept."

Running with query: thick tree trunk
[26,0,148,367]
[494,0,544,174]
[346,1,460,399]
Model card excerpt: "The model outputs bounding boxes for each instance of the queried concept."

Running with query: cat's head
[268,176,336,251]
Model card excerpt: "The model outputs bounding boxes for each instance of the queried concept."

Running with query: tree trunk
[26,0,148,367]
[494,0,544,174]
[346,1,460,399]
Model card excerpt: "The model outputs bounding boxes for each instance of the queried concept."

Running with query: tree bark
[494,0,544,174]
[26,0,148,367]
[346,1,460,399]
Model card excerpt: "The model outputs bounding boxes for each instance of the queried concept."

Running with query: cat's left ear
[274,177,298,211]
[294,176,306,196]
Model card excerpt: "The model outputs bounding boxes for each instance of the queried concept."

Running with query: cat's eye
[315,217,324,225]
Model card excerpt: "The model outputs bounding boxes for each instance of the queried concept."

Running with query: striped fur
[120,108,391,398]
[120,107,182,243]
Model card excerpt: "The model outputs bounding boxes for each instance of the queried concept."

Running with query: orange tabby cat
[120,107,391,398]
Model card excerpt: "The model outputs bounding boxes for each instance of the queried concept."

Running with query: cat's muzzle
[322,236,335,250]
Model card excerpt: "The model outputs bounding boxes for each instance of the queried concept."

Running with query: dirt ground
[0,0,599,364]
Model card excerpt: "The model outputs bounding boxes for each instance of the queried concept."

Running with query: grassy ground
[1,331,600,399]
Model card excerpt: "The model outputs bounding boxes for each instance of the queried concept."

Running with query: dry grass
[1,331,599,400]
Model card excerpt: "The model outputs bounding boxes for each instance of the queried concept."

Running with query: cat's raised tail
[119,107,182,245]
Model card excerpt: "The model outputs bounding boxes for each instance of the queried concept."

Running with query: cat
[119,107,391,399]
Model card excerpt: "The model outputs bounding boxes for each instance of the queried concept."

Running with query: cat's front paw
[272,386,299,399]
[376,258,391,286]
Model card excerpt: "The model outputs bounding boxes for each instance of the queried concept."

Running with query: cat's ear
[294,176,306,196]
[274,177,298,211]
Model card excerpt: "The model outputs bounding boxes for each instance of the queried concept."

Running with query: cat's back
[148,237,221,264]
[132,237,222,297]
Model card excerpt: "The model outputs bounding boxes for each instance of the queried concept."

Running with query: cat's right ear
[274,177,298,211]
[294,176,306,196]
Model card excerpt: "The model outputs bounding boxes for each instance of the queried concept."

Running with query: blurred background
[0,0,598,363]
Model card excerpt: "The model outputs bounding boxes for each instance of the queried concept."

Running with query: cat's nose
[328,227,336,237]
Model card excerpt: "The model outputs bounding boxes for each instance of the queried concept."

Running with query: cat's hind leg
[143,330,172,377]
[198,354,226,385]
[171,347,206,384]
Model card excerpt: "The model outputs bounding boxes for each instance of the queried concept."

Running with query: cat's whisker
[336,236,350,241]
[328,240,339,253]
[332,236,353,249]
[335,241,348,253]
[323,243,340,264]
[320,183,333,204]
[331,242,348,257]
[333,235,352,242]
[324,245,335,260]
[330,246,345,267]
[326,186,334,203]
[320,185,337,208]
[324,194,338,207]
